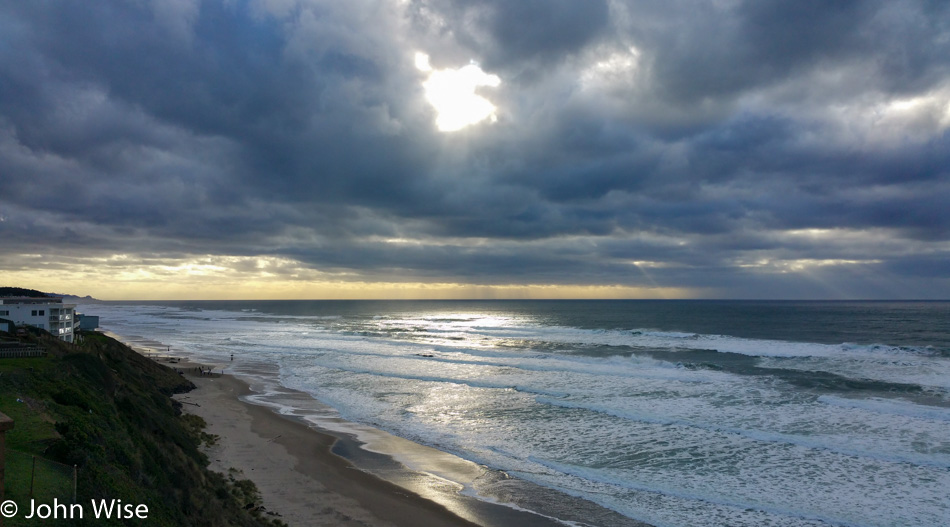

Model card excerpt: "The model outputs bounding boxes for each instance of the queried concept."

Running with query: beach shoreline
[147,359,571,526]
[175,366,485,526]
[88,299,950,527]
[111,331,651,527]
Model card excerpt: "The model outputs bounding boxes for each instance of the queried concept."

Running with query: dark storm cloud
[626,0,950,103]
[414,0,610,70]
[1,0,949,298]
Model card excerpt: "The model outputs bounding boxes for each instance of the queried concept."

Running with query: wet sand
[116,329,647,527]
[172,366,566,527]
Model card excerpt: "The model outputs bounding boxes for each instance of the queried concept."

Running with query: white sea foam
[818,395,950,423]
[486,324,937,360]
[88,302,950,527]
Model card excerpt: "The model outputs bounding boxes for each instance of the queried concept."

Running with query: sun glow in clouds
[415,52,501,132]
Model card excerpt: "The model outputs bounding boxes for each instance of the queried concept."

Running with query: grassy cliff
[0,329,285,526]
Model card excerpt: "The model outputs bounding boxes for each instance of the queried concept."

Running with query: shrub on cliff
[0,330,284,526]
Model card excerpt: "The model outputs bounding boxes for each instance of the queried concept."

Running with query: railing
[0,345,46,359]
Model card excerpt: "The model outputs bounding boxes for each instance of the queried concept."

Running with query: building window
[31,310,37,316]
[0,310,7,316]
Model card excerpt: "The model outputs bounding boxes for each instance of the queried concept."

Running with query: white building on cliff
[0,297,77,343]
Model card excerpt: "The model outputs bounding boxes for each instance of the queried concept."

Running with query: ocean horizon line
[85,297,950,303]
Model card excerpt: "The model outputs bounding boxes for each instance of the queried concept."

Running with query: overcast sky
[2,0,949,299]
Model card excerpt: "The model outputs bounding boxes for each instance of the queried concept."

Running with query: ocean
[84,300,950,527]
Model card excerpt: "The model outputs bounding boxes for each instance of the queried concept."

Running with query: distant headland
[0,287,100,303]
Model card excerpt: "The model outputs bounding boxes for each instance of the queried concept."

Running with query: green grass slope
[0,329,285,526]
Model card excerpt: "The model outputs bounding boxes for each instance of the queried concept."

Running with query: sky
[1,0,949,300]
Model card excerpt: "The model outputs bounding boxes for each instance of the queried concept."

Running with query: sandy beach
[171,364,567,527]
